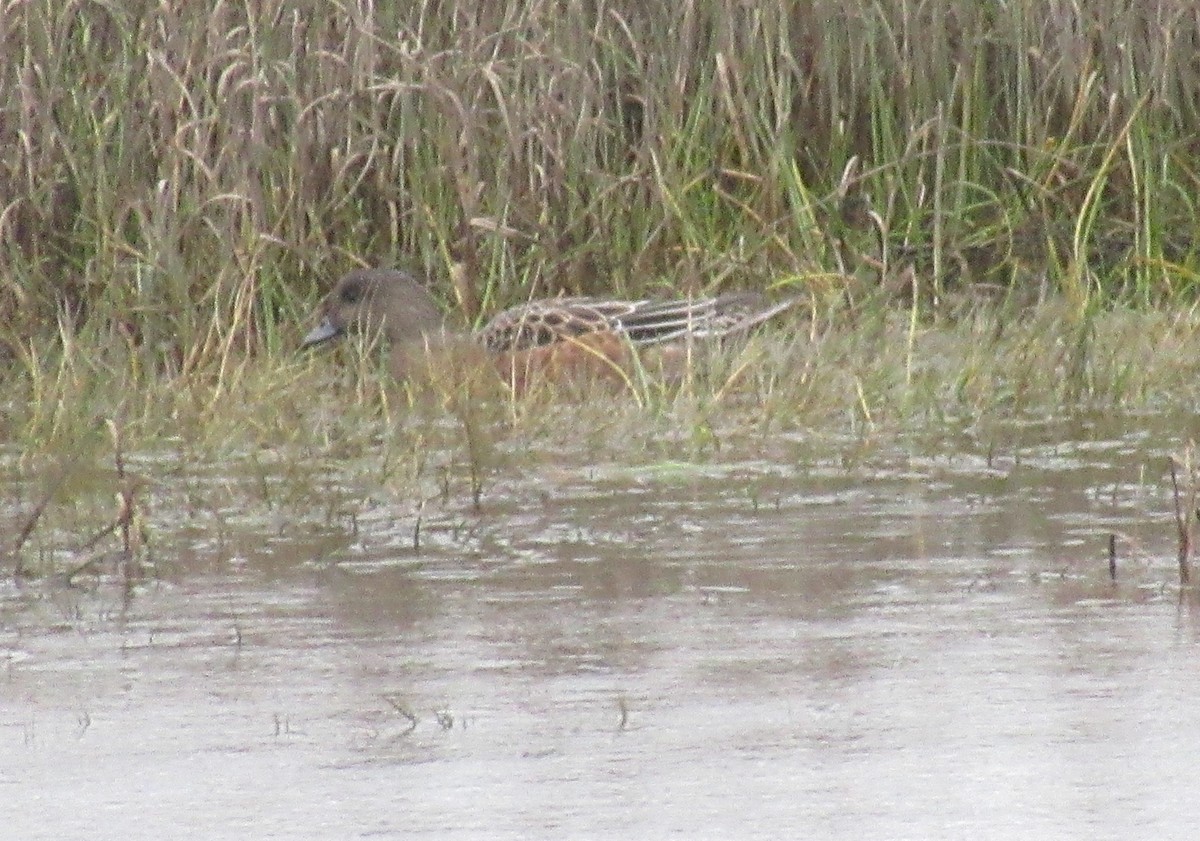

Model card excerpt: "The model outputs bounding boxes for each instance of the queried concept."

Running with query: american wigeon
[302,267,798,389]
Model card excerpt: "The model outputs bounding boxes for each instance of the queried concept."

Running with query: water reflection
[4,416,1200,839]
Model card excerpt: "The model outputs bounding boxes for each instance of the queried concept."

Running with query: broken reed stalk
[412,500,423,551]
[67,418,145,585]
[110,420,134,558]
[9,455,82,578]
[1168,453,1193,586]
[383,695,419,735]
[454,399,489,512]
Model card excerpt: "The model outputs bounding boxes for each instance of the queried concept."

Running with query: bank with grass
[4,1,1200,574]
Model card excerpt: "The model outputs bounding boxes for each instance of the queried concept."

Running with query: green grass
[7,300,1200,578]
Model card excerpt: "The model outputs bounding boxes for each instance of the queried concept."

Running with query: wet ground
[5,414,1200,839]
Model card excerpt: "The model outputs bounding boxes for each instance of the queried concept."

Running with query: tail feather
[618,293,801,345]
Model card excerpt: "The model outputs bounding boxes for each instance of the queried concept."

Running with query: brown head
[302,267,449,349]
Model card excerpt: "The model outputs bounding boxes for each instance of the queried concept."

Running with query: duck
[301,267,798,390]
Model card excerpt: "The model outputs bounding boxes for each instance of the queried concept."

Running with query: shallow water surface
[4,417,1200,840]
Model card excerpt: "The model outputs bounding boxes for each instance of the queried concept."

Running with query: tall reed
[3,0,1197,357]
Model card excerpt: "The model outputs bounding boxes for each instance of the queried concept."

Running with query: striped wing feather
[480,293,798,352]
[616,293,799,345]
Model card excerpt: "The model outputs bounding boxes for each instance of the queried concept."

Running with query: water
[4,415,1200,840]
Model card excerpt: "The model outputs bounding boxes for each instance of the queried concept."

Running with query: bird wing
[479,293,799,351]
[615,293,801,345]
[479,298,643,351]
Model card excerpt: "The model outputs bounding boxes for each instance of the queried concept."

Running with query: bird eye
[339,282,362,304]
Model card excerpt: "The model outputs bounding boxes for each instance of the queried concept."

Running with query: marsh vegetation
[4,0,1200,574]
